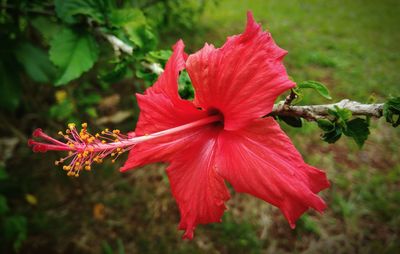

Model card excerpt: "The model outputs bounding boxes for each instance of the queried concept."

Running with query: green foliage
[278,116,303,128]
[383,97,400,127]
[2,216,28,251]
[55,0,113,24]
[318,106,370,147]
[15,43,57,83]
[0,60,21,111]
[343,118,370,148]
[50,28,99,85]
[296,80,332,100]
[178,70,194,99]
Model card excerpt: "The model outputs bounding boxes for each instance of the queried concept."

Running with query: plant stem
[270,99,384,121]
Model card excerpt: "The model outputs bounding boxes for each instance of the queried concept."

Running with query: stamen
[28,115,221,177]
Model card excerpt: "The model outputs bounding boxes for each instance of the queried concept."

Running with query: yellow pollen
[66,129,71,134]
[88,147,94,152]
[82,123,87,128]
[68,151,74,156]
[112,129,120,134]
[111,159,115,163]
[111,153,116,157]
[55,161,60,166]
[114,139,119,142]
[68,123,76,130]
[69,143,75,148]
[75,162,80,166]
[95,133,100,138]
[85,166,91,171]
[58,131,63,135]
[101,140,106,144]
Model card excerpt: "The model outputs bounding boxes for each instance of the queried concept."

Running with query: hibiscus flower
[29,12,330,240]
[120,12,330,239]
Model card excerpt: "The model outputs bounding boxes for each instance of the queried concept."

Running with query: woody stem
[269,99,384,121]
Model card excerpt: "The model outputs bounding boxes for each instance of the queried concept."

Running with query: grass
[2,0,400,253]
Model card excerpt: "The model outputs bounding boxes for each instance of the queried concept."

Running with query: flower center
[207,107,225,127]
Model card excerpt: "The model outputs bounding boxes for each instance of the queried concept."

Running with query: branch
[101,33,134,56]
[270,99,384,121]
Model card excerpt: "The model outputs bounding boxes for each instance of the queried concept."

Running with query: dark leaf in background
[279,116,303,128]
[15,43,58,83]
[0,61,21,111]
[3,215,27,251]
[49,28,99,86]
[0,195,9,215]
[178,70,194,99]
[31,17,61,43]
[343,118,370,148]
[383,97,400,127]
[55,0,113,24]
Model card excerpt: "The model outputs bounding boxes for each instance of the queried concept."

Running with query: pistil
[28,115,220,177]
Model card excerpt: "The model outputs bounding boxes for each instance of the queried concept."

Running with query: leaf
[329,106,352,122]
[3,215,27,251]
[343,118,370,148]
[178,70,194,99]
[321,125,342,144]
[147,50,172,61]
[31,17,61,43]
[50,28,99,86]
[15,43,57,83]
[0,195,9,215]
[0,165,8,180]
[317,119,334,132]
[279,116,303,128]
[297,80,332,100]
[383,97,400,127]
[55,0,113,24]
[110,9,157,51]
[0,60,21,111]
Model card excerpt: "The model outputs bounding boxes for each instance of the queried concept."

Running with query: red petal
[166,127,230,239]
[216,118,330,227]
[121,41,207,171]
[186,12,295,131]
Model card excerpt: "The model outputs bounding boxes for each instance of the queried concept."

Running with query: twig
[270,99,384,121]
[101,33,134,56]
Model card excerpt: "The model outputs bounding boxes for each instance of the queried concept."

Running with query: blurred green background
[0,0,399,253]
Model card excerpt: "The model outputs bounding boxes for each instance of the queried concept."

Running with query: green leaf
[0,165,9,180]
[343,118,370,148]
[55,0,113,24]
[49,99,75,120]
[147,50,172,61]
[110,9,156,51]
[383,97,400,127]
[31,17,61,43]
[279,116,303,128]
[0,60,21,111]
[3,215,27,251]
[317,119,334,132]
[0,195,9,215]
[321,125,342,144]
[15,43,57,83]
[50,28,99,86]
[328,106,352,122]
[297,80,332,100]
[178,70,194,99]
